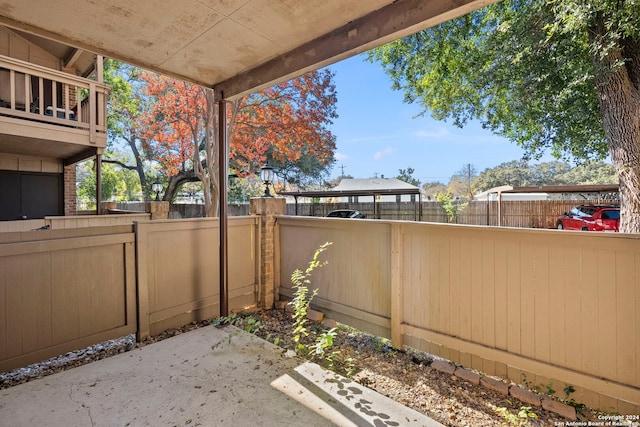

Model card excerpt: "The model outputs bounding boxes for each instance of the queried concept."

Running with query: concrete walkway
[0,325,443,427]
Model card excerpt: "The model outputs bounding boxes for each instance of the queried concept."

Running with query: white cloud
[335,152,348,161]
[374,146,394,160]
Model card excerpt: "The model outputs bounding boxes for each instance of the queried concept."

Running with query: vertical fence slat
[390,223,402,348]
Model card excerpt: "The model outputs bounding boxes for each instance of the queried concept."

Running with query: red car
[556,204,620,232]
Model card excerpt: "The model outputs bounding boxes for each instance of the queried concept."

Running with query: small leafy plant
[496,403,538,427]
[287,242,352,371]
[288,242,331,350]
[435,191,468,223]
[211,312,264,351]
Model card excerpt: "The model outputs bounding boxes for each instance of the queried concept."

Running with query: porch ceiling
[0,131,97,160]
[0,0,495,99]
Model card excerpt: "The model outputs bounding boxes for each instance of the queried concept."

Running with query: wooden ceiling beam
[214,0,496,100]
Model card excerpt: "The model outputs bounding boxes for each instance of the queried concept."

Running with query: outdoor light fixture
[260,162,274,197]
[152,178,162,201]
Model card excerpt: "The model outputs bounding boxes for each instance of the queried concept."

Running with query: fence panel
[277,217,392,338]
[136,217,259,338]
[0,226,136,372]
[277,217,640,413]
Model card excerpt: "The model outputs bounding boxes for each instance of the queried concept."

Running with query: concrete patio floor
[0,325,443,426]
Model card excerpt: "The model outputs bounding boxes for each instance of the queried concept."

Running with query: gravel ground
[1,310,603,427]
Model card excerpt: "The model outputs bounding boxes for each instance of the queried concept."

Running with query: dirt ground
[247,308,604,427]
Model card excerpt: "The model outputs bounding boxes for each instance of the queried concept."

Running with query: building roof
[481,184,619,194]
[333,178,420,192]
[475,184,619,201]
[0,0,494,99]
[279,178,422,199]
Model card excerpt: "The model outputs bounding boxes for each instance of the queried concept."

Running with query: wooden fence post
[390,223,404,349]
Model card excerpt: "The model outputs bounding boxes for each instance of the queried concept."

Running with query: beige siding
[0,27,59,69]
[0,153,62,173]
[277,217,640,413]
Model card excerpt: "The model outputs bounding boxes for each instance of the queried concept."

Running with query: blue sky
[324,54,540,184]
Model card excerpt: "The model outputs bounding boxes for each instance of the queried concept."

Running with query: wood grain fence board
[470,237,483,344]
[135,217,259,339]
[535,239,551,365]
[598,248,617,381]
[448,234,461,339]
[493,239,508,351]
[482,238,496,349]
[506,239,521,355]
[580,247,600,377]
[0,226,136,372]
[277,217,640,409]
[548,245,567,367]
[519,242,536,359]
[615,251,636,383]
[457,234,473,341]
[563,249,582,372]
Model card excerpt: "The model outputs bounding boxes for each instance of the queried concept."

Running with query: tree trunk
[165,170,200,203]
[593,27,640,233]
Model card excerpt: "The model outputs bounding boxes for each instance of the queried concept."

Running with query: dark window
[0,171,62,220]
[601,210,620,220]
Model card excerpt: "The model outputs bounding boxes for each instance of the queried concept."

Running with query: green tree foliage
[472,160,531,192]
[103,60,157,200]
[473,160,615,192]
[77,155,141,207]
[370,0,640,232]
[228,175,265,203]
[556,161,618,185]
[422,181,448,199]
[530,162,573,185]
[435,192,467,222]
[396,167,421,187]
[268,150,334,191]
[448,164,478,200]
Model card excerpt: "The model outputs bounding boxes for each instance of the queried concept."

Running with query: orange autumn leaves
[138,70,337,178]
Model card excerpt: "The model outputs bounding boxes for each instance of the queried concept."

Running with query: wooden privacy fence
[0,216,259,372]
[0,226,137,372]
[277,216,640,413]
[136,217,259,338]
[144,199,617,230]
[458,199,618,228]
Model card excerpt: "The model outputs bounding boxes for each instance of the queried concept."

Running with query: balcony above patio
[0,54,108,164]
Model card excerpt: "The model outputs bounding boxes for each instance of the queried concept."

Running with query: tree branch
[102,158,138,171]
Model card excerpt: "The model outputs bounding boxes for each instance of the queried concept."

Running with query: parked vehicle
[326,210,366,219]
[556,204,620,232]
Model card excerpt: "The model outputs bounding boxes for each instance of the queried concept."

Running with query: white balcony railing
[0,55,109,144]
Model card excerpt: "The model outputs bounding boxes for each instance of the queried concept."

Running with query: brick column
[250,197,286,308]
[144,201,170,219]
[63,164,77,215]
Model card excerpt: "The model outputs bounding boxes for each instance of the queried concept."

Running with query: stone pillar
[100,201,116,215]
[144,201,170,220]
[250,197,286,309]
